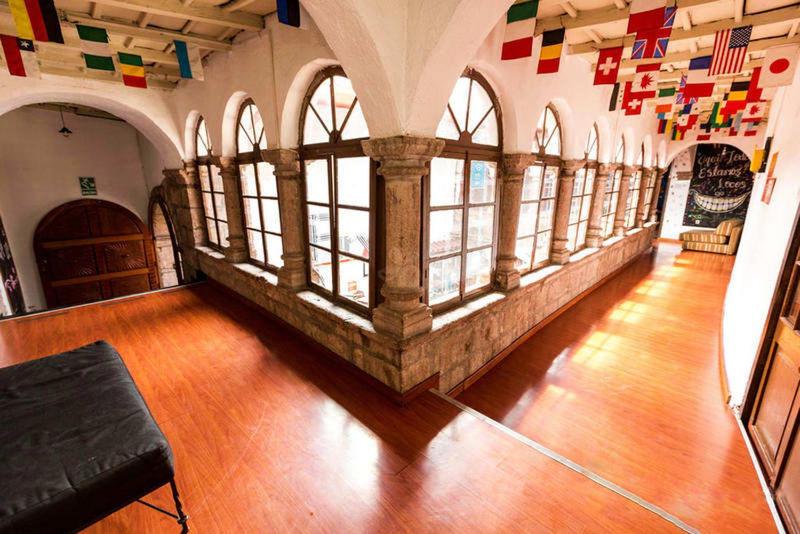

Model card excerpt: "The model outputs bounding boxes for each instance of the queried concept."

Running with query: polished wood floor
[0,240,773,532]
[459,240,776,532]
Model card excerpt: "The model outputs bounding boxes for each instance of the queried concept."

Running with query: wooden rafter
[84,0,264,31]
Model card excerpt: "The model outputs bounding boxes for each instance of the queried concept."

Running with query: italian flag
[77,24,115,72]
[501,0,538,60]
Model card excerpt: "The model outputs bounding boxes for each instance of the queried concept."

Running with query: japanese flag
[761,44,799,87]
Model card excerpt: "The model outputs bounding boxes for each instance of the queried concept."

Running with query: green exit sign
[79,176,97,196]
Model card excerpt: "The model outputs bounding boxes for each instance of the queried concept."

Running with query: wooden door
[34,199,158,308]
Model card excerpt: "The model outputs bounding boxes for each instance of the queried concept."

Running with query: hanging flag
[658,118,668,133]
[709,25,752,76]
[77,25,114,72]
[655,102,672,118]
[501,1,539,60]
[658,86,676,99]
[594,46,623,85]
[750,148,764,172]
[632,62,660,92]
[276,0,301,28]
[537,28,565,74]
[675,75,697,105]
[0,35,39,78]
[8,0,63,44]
[721,80,750,120]
[174,40,204,81]
[741,101,765,123]
[609,82,622,111]
[118,52,147,88]
[747,66,764,102]
[761,44,800,87]
[631,7,674,60]
[683,56,715,99]
[627,0,666,34]
[622,80,655,115]
[697,133,711,141]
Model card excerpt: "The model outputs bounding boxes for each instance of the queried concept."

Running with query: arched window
[300,66,374,311]
[196,117,228,249]
[642,154,657,221]
[625,144,644,228]
[515,105,562,273]
[601,138,625,238]
[566,126,599,252]
[427,71,501,308]
[237,99,282,270]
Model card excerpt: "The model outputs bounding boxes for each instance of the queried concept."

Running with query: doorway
[149,189,183,288]
[34,199,159,308]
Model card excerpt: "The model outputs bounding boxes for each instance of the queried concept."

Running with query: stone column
[495,153,536,291]
[585,163,615,248]
[218,156,248,263]
[550,159,584,264]
[613,165,634,237]
[648,167,666,223]
[161,163,207,280]
[262,149,307,291]
[634,167,653,228]
[362,136,444,339]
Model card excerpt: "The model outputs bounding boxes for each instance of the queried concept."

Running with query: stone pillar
[362,136,444,339]
[495,153,536,291]
[648,167,666,223]
[218,156,248,263]
[613,165,634,237]
[262,149,307,291]
[585,163,615,248]
[161,163,207,280]
[634,167,653,228]
[550,159,584,265]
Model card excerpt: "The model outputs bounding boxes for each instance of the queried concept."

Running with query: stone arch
[221,91,252,157]
[594,116,613,163]
[279,58,339,149]
[622,127,636,165]
[642,134,654,168]
[546,98,577,159]
[656,139,668,168]
[665,137,757,166]
[184,110,202,161]
[149,187,182,288]
[467,60,517,152]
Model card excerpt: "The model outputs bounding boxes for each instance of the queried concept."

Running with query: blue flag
[277,0,300,27]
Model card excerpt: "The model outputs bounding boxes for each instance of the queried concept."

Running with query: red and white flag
[0,34,39,78]
[761,44,800,87]
[627,0,665,34]
[709,26,751,76]
[632,62,660,92]
[622,81,656,115]
[594,46,623,85]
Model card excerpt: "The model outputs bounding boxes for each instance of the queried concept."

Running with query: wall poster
[683,144,753,228]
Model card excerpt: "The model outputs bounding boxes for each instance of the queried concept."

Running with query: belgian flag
[9,0,63,44]
[537,28,565,74]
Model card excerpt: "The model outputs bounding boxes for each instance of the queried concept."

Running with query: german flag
[537,28,564,74]
[119,52,147,89]
[9,0,63,43]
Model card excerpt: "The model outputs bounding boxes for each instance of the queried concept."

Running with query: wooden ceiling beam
[222,0,258,13]
[85,0,263,31]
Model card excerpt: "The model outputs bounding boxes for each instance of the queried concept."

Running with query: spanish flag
[537,28,564,74]
[119,52,147,89]
[9,0,63,44]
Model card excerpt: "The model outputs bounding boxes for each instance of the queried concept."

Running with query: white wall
[723,80,800,406]
[0,107,152,312]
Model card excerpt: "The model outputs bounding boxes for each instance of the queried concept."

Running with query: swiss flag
[594,46,623,85]
[622,81,656,115]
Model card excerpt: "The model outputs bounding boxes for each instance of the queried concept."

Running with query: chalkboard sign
[683,144,752,228]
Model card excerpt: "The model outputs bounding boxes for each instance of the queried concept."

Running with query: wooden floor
[0,241,774,532]
[459,240,775,532]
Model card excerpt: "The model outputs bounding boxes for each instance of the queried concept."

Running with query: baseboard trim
[447,246,652,397]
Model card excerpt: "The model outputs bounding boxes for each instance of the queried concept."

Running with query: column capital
[622,164,637,177]
[261,148,300,167]
[657,167,667,175]
[362,136,444,181]
[560,159,585,176]
[598,163,616,176]
[502,153,537,178]
[161,168,184,186]
[218,156,238,178]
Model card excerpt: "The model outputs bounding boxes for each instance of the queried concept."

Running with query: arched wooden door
[34,199,158,308]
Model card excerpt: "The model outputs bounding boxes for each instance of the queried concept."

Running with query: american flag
[709,26,752,75]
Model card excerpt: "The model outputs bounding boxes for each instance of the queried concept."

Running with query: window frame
[299,66,380,316]
[424,69,502,312]
[195,117,227,252]
[625,144,645,229]
[566,125,600,252]
[236,99,283,273]
[600,138,625,239]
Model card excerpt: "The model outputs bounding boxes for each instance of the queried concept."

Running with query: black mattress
[0,340,174,534]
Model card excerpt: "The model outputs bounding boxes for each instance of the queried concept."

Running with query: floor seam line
[432,389,700,534]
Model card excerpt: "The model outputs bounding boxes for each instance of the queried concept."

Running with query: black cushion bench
[0,340,188,533]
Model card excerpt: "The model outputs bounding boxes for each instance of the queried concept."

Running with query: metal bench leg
[169,478,190,534]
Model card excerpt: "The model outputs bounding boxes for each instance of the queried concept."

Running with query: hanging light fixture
[58,107,72,138]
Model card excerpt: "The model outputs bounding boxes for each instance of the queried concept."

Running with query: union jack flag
[631,7,674,59]
[675,75,698,105]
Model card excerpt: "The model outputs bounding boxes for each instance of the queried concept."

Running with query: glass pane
[430,158,464,207]
[247,229,264,263]
[310,78,333,132]
[332,75,357,131]
[569,196,581,225]
[239,164,257,196]
[436,107,461,140]
[206,219,218,245]
[202,192,214,218]
[262,199,281,234]
[515,237,534,272]
[340,100,370,140]
[338,255,369,307]
[573,169,585,199]
[567,224,578,252]
[472,111,499,146]
[238,124,253,154]
[196,119,209,157]
[338,208,369,259]
[214,193,227,222]
[243,197,261,229]
[198,165,210,191]
[581,194,592,220]
[305,159,329,204]
[210,165,223,192]
[538,199,555,232]
[252,104,267,150]
[577,220,588,249]
[469,161,496,204]
[239,104,254,143]
[303,108,329,145]
[448,77,471,131]
[467,205,494,249]
[257,162,278,197]
[266,234,284,269]
[585,168,596,194]
[309,246,333,291]
[218,221,229,247]
[542,166,558,198]
[465,248,492,293]
[517,202,538,237]
[337,157,370,207]
[429,209,462,257]
[534,230,551,265]
[586,127,598,160]
[467,82,493,133]
[307,204,331,248]
[428,256,461,305]
[522,165,543,201]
